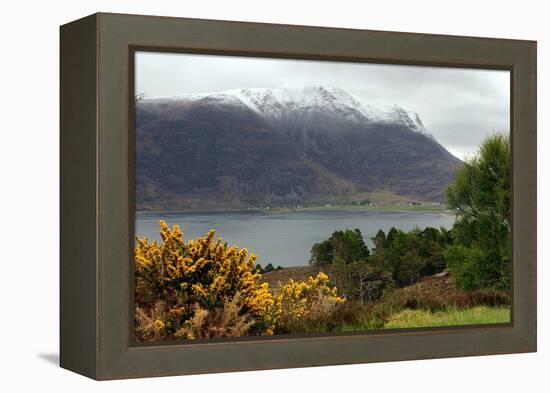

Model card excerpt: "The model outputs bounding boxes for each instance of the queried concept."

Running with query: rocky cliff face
[135,86,462,211]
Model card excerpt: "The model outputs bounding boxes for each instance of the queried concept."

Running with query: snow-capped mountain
[136,86,461,211]
[146,86,432,138]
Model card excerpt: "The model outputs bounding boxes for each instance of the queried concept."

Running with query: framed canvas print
[60,13,537,380]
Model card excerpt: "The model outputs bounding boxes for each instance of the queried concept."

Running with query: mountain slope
[135,86,462,211]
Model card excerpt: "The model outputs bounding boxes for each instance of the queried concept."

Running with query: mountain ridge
[144,86,434,139]
[135,86,462,211]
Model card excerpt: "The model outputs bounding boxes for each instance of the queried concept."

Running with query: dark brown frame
[60,12,537,380]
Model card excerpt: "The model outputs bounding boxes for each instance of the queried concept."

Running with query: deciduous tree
[445,133,511,291]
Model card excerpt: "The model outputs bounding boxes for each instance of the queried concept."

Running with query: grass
[384,306,510,329]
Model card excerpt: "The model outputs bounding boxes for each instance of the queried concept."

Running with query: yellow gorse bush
[135,221,344,341]
[135,221,274,340]
[270,273,345,333]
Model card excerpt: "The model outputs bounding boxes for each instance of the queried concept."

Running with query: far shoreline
[136,204,455,216]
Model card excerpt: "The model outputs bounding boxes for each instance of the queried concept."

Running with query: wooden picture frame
[60,12,537,380]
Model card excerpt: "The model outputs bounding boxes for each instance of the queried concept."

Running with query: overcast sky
[136,51,510,160]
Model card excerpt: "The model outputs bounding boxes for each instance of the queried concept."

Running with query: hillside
[260,266,317,288]
[135,86,462,211]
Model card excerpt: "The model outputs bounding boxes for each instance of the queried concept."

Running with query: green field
[384,306,510,329]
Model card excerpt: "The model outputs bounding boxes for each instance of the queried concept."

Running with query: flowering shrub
[134,221,345,341]
[135,221,274,341]
[269,273,345,334]
[174,297,255,340]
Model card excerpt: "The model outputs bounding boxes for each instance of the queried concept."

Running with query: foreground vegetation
[264,270,509,331]
[134,134,511,341]
[135,223,510,341]
[135,222,344,341]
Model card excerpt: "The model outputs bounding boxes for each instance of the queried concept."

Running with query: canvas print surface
[133,52,511,343]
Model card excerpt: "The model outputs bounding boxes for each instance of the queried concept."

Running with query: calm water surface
[136,210,455,267]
